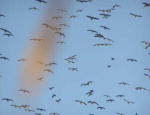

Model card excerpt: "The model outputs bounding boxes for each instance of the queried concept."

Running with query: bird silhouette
[75,100,87,105]
[99,26,110,30]
[56,99,61,103]
[18,89,30,93]
[1,98,14,102]
[86,15,99,20]
[29,7,39,10]
[97,106,105,109]
[52,94,56,98]
[36,108,46,112]
[36,0,47,3]
[44,69,54,74]
[130,13,142,18]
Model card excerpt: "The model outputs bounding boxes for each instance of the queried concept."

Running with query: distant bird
[36,0,47,3]
[75,100,87,105]
[3,33,13,37]
[1,98,14,102]
[37,77,43,81]
[104,95,111,98]
[135,87,147,90]
[68,68,78,71]
[99,26,110,30]
[86,15,99,20]
[127,59,138,62]
[87,29,98,33]
[10,104,21,108]
[0,14,5,17]
[25,109,35,112]
[144,68,150,71]
[29,7,39,10]
[36,108,46,112]
[52,94,56,98]
[49,87,54,90]
[94,33,105,39]
[100,13,111,18]
[123,99,134,104]
[144,73,150,79]
[76,9,83,12]
[0,75,2,77]
[59,23,70,27]
[70,15,77,18]
[20,105,30,109]
[44,69,54,74]
[58,9,67,12]
[142,3,150,7]
[0,28,12,34]
[36,61,45,65]
[135,113,138,115]
[106,99,115,102]
[111,58,115,60]
[116,112,124,115]
[97,106,105,109]
[19,89,30,93]
[116,95,125,97]
[18,59,28,62]
[45,62,58,66]
[57,41,66,44]
[42,23,51,28]
[119,82,129,85]
[130,13,142,18]
[55,32,65,37]
[88,101,99,105]
[52,16,62,20]
[50,113,60,115]
[56,99,61,103]
[113,4,121,8]
[0,57,9,60]
[108,65,111,68]
[35,113,42,115]
[76,0,88,3]
[145,44,150,49]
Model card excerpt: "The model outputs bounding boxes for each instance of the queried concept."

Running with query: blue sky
[0,0,150,115]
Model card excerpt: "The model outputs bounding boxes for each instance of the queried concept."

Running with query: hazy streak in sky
[17,0,73,102]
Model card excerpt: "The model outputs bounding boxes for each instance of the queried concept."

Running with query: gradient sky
[0,0,150,115]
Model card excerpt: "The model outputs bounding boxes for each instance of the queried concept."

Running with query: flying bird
[119,82,129,85]
[123,99,134,104]
[18,59,28,62]
[116,95,125,97]
[130,13,142,18]
[58,9,67,12]
[75,100,87,105]
[97,106,105,109]
[99,26,110,30]
[0,57,9,60]
[0,14,5,17]
[36,0,47,3]
[70,15,77,18]
[86,15,99,20]
[18,89,30,93]
[29,7,39,10]
[49,87,54,90]
[50,113,60,115]
[44,69,54,74]
[87,29,98,33]
[56,99,61,103]
[36,108,46,112]
[1,98,14,102]
[106,99,115,102]
[55,32,65,37]
[127,59,138,62]
[52,94,56,98]
[142,3,150,7]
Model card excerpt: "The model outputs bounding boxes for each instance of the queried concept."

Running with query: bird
[135,87,147,90]
[142,3,150,7]
[10,104,21,108]
[25,109,35,112]
[130,13,142,18]
[70,15,77,18]
[94,33,105,39]
[50,113,60,115]
[37,77,43,81]
[123,99,134,104]
[56,99,61,103]
[86,15,99,20]
[126,59,138,62]
[44,69,54,74]
[3,33,13,37]
[58,9,67,12]
[99,26,110,30]
[106,99,115,102]
[52,16,62,20]
[88,101,99,105]
[36,0,47,3]
[36,61,45,65]
[144,73,150,79]
[0,14,5,17]
[144,68,150,71]
[76,9,83,12]
[45,62,58,66]
[18,59,28,62]
[68,68,78,71]
[87,29,98,33]
[18,89,30,93]
[1,98,14,102]
[56,41,66,44]
[52,94,56,98]
[116,95,125,97]
[116,112,124,115]
[0,57,9,60]
[36,108,46,112]
[29,7,39,10]
[76,0,88,3]
[108,65,111,68]
[75,100,87,105]
[111,58,115,60]
[42,23,52,28]
[49,87,54,90]
[59,23,70,27]
[54,32,65,37]
[104,95,111,98]
[35,113,42,115]
[97,106,105,109]
[119,82,129,85]
[20,105,30,109]
[113,4,121,9]
[0,28,12,34]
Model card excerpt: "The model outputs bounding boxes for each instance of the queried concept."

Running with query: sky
[0,0,150,115]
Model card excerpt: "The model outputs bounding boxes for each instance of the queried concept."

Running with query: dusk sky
[0,0,150,115]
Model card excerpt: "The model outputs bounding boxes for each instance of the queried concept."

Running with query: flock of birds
[0,0,150,115]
